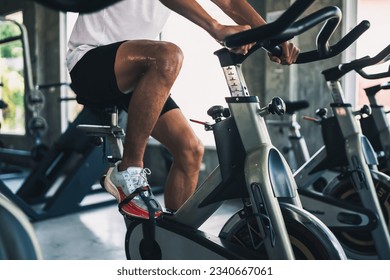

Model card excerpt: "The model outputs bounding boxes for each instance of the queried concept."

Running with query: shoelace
[130,168,151,198]
[127,168,151,187]
[121,168,152,195]
[138,168,151,186]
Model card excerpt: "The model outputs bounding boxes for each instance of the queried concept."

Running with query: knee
[175,137,204,171]
[154,42,184,79]
[189,138,204,166]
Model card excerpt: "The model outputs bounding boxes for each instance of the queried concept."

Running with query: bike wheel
[325,171,390,257]
[220,203,346,260]
[0,195,42,259]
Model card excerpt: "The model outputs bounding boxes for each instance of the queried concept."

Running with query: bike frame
[172,50,304,259]
[266,106,311,169]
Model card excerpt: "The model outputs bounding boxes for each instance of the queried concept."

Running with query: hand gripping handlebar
[223,0,316,49]
[222,0,370,65]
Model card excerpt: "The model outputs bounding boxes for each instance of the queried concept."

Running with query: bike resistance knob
[268,97,286,115]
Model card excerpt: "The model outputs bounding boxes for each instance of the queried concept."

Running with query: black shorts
[69,41,179,115]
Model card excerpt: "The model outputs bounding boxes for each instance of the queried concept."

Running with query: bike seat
[284,100,309,115]
[73,84,130,114]
[76,99,122,115]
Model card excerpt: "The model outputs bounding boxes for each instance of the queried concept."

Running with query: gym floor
[0,162,238,260]
[32,193,237,260]
[33,200,128,260]
[2,175,237,260]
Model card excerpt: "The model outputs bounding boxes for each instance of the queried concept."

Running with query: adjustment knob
[268,97,286,115]
[222,108,231,118]
[207,105,225,121]
[315,107,328,119]
[352,104,372,117]
[360,104,371,116]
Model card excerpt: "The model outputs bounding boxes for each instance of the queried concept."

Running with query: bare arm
[159,0,246,41]
[159,0,299,63]
[210,0,266,27]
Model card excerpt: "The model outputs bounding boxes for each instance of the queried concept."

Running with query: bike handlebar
[381,82,390,90]
[322,44,390,81]
[284,100,310,115]
[31,0,122,13]
[223,1,369,65]
[342,44,390,79]
[266,6,342,58]
[224,0,315,49]
[295,19,370,63]
[364,82,390,96]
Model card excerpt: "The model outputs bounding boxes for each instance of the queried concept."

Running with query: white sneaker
[104,163,162,219]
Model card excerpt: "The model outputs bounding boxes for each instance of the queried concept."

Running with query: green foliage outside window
[0,22,22,58]
[0,19,25,134]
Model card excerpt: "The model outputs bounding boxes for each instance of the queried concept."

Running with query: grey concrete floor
[0,160,243,260]
[31,192,238,260]
[0,174,126,260]
[33,201,128,260]
[1,172,238,260]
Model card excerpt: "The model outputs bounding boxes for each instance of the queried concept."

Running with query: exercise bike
[360,79,390,174]
[267,96,390,259]
[78,1,371,260]
[293,45,390,259]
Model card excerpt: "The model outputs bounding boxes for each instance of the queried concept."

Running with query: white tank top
[66,0,171,71]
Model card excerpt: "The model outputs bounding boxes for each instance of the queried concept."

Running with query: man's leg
[152,109,204,211]
[104,40,184,219]
[114,40,184,170]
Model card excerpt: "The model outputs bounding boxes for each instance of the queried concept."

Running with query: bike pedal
[119,209,164,222]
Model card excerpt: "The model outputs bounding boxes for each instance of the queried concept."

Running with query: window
[356,0,390,109]
[161,1,234,147]
[0,11,25,135]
